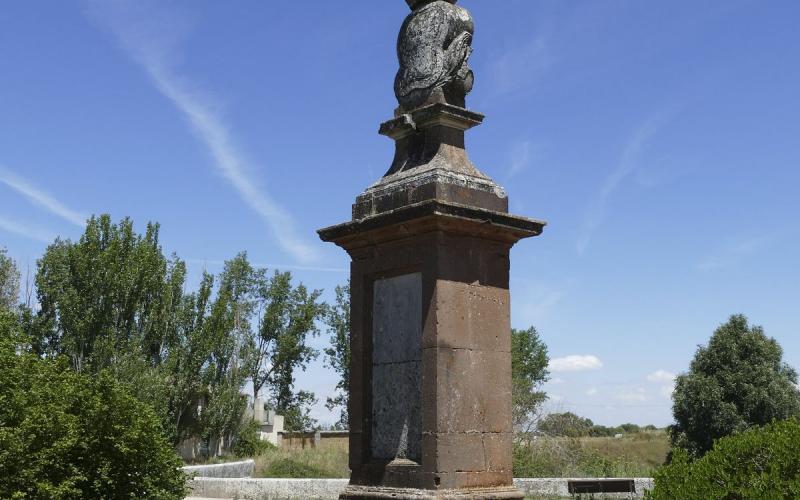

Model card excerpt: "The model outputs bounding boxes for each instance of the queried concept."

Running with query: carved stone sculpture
[395,0,474,112]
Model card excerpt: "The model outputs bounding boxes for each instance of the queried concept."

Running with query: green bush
[262,458,335,478]
[232,420,276,458]
[646,419,800,499]
[0,315,186,499]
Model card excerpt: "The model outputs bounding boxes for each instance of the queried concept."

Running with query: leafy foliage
[511,327,550,435]
[647,419,800,499]
[25,215,323,456]
[538,412,594,438]
[323,282,350,430]
[251,269,324,431]
[0,310,186,499]
[232,420,276,458]
[33,215,185,371]
[0,248,20,310]
[670,314,800,456]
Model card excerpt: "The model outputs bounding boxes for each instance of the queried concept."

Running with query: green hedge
[0,313,186,499]
[646,419,800,499]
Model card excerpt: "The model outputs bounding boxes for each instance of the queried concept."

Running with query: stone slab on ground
[187,477,654,499]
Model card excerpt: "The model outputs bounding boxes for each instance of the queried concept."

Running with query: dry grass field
[513,430,670,478]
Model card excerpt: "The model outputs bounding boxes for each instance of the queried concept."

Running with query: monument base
[340,485,524,500]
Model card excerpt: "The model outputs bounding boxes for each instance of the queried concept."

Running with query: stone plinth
[319,99,545,498]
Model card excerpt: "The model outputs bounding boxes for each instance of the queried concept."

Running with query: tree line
[0,215,348,452]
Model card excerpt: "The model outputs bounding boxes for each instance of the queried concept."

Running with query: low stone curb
[182,459,255,479]
[187,477,654,499]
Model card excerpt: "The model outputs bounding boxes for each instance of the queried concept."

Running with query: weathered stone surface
[372,273,423,461]
[426,280,511,352]
[187,478,655,499]
[395,1,474,112]
[425,348,512,434]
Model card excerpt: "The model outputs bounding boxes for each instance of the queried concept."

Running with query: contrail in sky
[576,112,670,254]
[0,214,54,243]
[0,167,87,227]
[86,1,320,264]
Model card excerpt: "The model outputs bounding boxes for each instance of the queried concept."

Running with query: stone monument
[318,1,545,498]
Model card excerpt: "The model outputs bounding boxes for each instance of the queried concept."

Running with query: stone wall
[187,477,654,499]
[182,459,255,479]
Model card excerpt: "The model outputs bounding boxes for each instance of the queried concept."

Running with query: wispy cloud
[0,167,86,227]
[513,279,571,325]
[646,370,676,399]
[576,112,671,254]
[616,387,648,403]
[490,35,555,97]
[0,215,55,243]
[697,234,773,271]
[86,1,319,264]
[646,369,676,383]
[586,387,598,396]
[549,355,603,372]
[506,141,541,180]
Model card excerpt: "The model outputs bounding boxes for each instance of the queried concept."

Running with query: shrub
[0,317,186,499]
[646,419,800,499]
[232,420,276,458]
[262,458,335,478]
[538,412,593,438]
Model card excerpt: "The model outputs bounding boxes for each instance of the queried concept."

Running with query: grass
[253,447,350,478]
[513,430,669,478]
[244,431,668,480]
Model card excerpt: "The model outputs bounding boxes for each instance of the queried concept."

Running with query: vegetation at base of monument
[0,309,186,499]
[323,282,351,430]
[511,327,550,436]
[646,418,800,499]
[669,314,800,458]
[10,215,324,461]
[253,446,350,479]
[513,430,669,478]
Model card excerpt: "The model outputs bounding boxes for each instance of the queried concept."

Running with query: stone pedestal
[319,101,545,499]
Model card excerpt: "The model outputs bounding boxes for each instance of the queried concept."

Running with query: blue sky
[2,0,799,427]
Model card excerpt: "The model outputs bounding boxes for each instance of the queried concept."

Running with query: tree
[537,412,594,438]
[511,327,550,436]
[34,215,183,371]
[0,248,20,310]
[323,282,350,429]
[250,270,324,431]
[29,217,259,456]
[671,314,800,457]
[0,310,186,499]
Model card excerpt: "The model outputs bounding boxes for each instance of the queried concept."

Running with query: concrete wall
[182,459,255,479]
[187,477,654,499]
